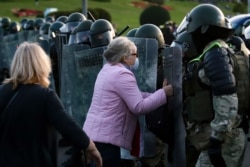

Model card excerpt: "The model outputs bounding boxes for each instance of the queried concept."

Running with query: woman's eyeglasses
[130,53,138,57]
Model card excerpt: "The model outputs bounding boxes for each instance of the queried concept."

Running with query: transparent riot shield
[129,37,158,92]
[17,31,29,44]
[60,44,97,127]
[128,37,160,158]
[27,30,39,42]
[162,46,185,167]
[2,34,19,69]
[37,38,50,54]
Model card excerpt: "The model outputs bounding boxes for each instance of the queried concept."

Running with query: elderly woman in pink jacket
[83,36,173,167]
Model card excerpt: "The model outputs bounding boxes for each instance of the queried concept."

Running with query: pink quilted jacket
[83,63,166,150]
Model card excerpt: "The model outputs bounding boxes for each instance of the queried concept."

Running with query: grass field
[0,0,243,32]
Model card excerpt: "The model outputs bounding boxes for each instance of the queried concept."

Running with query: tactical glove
[207,137,226,167]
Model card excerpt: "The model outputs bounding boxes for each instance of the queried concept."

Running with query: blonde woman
[0,42,102,167]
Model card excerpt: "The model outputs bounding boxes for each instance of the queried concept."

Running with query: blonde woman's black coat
[0,83,89,167]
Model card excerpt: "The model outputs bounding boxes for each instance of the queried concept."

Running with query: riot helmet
[8,21,21,34]
[241,19,250,38]
[230,14,250,37]
[20,18,28,30]
[34,18,45,31]
[244,25,250,39]
[171,31,198,61]
[23,19,35,31]
[1,17,11,29]
[243,19,250,29]
[39,22,51,40]
[244,25,250,50]
[126,28,138,37]
[227,35,245,51]
[75,20,93,44]
[45,16,55,23]
[176,4,234,54]
[135,24,165,48]
[89,19,115,48]
[62,12,86,33]
[49,21,65,39]
[227,35,250,56]
[176,4,233,36]
[56,15,68,23]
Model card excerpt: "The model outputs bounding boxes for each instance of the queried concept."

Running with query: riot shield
[129,37,158,92]
[3,33,18,42]
[37,37,50,54]
[0,34,19,83]
[60,44,98,127]
[128,37,160,158]
[162,46,185,167]
[0,37,4,83]
[2,34,19,69]
[0,28,3,39]
[27,30,39,42]
[55,32,70,93]
[17,31,29,44]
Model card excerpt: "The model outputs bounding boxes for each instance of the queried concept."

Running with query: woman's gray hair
[3,42,52,88]
[103,36,136,64]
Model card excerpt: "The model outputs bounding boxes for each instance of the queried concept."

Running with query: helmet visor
[64,22,80,33]
[76,31,90,44]
[175,15,190,35]
[68,34,77,45]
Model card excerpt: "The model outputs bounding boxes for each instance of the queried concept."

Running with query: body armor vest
[184,40,249,122]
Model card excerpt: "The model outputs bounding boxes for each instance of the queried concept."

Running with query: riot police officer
[172,29,204,167]
[60,12,86,33]
[0,17,11,36]
[56,15,68,23]
[134,24,168,167]
[23,19,35,31]
[135,23,166,89]
[34,17,45,31]
[176,4,248,167]
[39,22,51,41]
[8,21,21,35]
[45,16,55,23]
[48,21,65,96]
[89,19,115,48]
[20,18,28,31]
[126,28,138,37]
[75,19,93,46]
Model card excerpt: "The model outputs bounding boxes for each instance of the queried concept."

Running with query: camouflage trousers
[196,128,247,167]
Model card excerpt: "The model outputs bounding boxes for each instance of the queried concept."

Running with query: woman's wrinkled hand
[162,78,173,96]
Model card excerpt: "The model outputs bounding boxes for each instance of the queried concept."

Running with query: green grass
[0,0,242,32]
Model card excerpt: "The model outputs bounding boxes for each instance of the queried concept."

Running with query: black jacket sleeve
[203,47,237,96]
